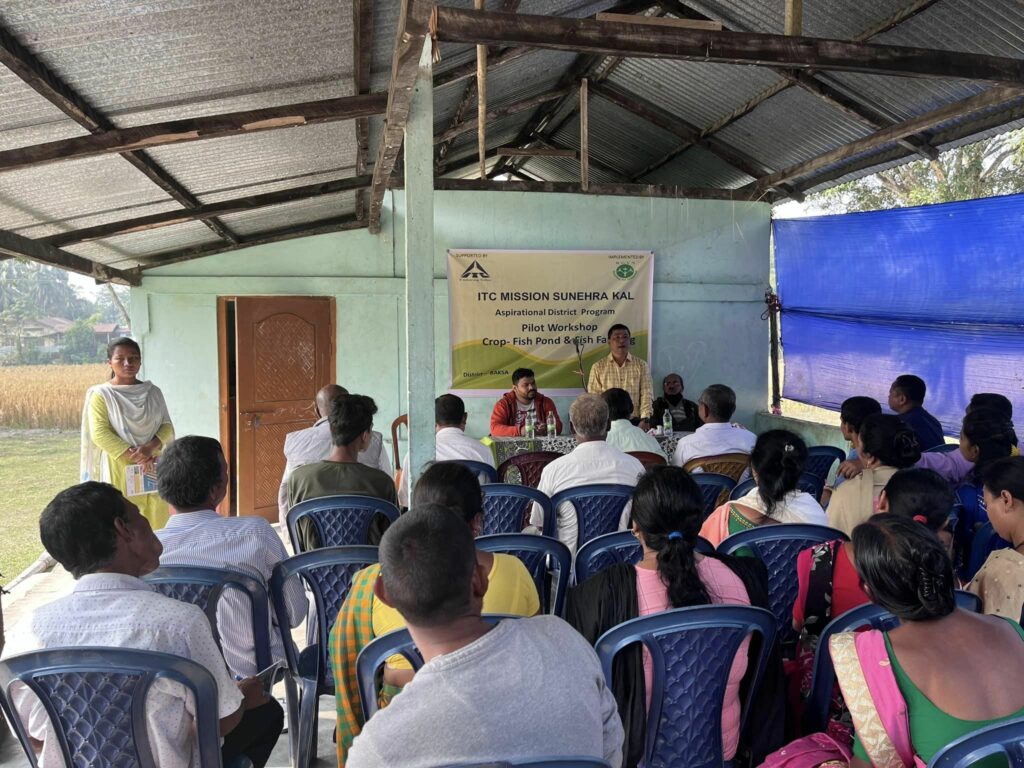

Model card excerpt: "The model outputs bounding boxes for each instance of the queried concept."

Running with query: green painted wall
[136,190,771,455]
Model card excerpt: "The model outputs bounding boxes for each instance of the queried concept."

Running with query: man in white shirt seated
[278,384,393,524]
[2,482,282,768]
[156,435,308,678]
[673,384,757,468]
[602,387,666,460]
[398,394,495,508]
[346,505,624,768]
[532,393,645,552]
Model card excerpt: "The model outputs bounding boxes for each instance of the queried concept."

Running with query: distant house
[5,316,74,349]
[93,323,130,346]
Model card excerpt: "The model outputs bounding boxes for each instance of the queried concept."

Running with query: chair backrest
[796,472,825,502]
[0,647,223,768]
[475,534,571,616]
[357,615,521,721]
[802,590,983,734]
[683,453,750,482]
[925,443,960,454]
[441,760,612,767]
[595,605,777,768]
[550,483,635,552]
[286,495,400,552]
[928,718,1024,768]
[804,446,847,482]
[627,451,668,470]
[718,524,849,646]
[270,546,380,694]
[391,413,408,470]
[573,530,714,583]
[143,564,273,671]
[729,477,757,501]
[497,451,564,488]
[440,459,499,484]
[481,484,555,537]
[968,522,1011,581]
[691,473,737,520]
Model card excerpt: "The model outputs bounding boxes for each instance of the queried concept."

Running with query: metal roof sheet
[68,220,221,267]
[216,191,358,236]
[0,68,89,152]
[640,145,755,189]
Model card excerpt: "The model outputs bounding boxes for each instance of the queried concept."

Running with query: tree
[0,258,91,319]
[811,128,1024,213]
[95,284,131,325]
[61,313,104,364]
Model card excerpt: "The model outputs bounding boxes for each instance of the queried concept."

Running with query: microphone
[573,336,588,391]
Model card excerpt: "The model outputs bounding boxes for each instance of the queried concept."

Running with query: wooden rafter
[0,229,139,285]
[42,175,373,247]
[0,93,388,173]
[435,178,770,201]
[353,0,375,219]
[0,23,239,244]
[368,0,434,234]
[432,87,571,145]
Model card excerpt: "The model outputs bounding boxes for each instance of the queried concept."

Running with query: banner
[448,249,654,393]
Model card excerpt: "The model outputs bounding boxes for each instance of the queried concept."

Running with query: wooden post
[476,0,487,178]
[580,78,589,191]
[785,0,802,35]
[405,38,437,491]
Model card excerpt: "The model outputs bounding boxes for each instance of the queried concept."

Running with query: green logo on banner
[614,264,636,280]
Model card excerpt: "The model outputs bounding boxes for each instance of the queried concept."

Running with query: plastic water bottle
[546,411,557,436]
[662,409,673,435]
[524,411,535,439]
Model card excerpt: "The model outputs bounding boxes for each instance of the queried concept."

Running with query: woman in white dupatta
[81,337,174,528]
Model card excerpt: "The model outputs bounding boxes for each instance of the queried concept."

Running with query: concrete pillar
[404,39,436,494]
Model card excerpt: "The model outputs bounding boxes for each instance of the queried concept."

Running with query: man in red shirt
[490,368,563,437]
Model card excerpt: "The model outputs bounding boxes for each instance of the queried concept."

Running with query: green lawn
[0,430,79,584]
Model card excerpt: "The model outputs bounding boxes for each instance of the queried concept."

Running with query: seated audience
[330,462,540,766]
[968,392,1013,420]
[278,384,393,523]
[567,466,783,767]
[953,407,1018,532]
[603,388,666,458]
[489,367,563,437]
[827,414,920,537]
[651,372,702,433]
[831,514,1024,768]
[156,435,308,677]
[888,374,945,450]
[345,505,623,768]
[700,430,827,547]
[587,322,653,427]
[398,394,495,508]
[672,384,757,468]
[969,456,1024,619]
[822,396,881,505]
[532,393,645,552]
[288,393,397,551]
[2,483,282,768]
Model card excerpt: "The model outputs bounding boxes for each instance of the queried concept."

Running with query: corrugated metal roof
[217,191,358,236]
[0,68,89,152]
[68,221,222,266]
[641,145,755,189]
[519,154,619,184]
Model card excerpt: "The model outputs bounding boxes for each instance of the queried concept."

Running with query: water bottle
[546,411,557,436]
[524,411,535,439]
[662,409,673,435]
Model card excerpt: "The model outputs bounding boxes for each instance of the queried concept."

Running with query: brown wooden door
[235,296,335,521]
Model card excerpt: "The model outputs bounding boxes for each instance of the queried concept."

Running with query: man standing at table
[490,368,563,437]
[587,323,654,430]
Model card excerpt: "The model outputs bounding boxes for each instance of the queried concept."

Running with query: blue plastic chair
[729,477,757,501]
[804,446,846,483]
[692,473,737,519]
[595,605,778,768]
[796,472,826,503]
[572,530,714,584]
[357,614,521,720]
[440,459,499,484]
[0,647,241,768]
[286,495,399,552]
[967,522,1011,581]
[550,484,635,552]
[481,484,555,537]
[475,534,572,616]
[803,591,983,734]
[926,443,961,454]
[929,718,1024,768]
[143,565,273,672]
[719,524,848,647]
[270,546,379,768]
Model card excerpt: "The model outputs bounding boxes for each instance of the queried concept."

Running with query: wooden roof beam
[0,93,388,174]
[353,0,375,219]
[435,177,771,201]
[432,87,572,145]
[0,228,139,285]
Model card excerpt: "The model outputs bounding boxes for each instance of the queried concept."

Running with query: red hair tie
[913,514,928,524]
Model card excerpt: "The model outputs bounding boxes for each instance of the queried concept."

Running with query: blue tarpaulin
[774,193,1024,437]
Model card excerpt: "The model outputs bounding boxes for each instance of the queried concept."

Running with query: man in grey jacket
[346,505,624,768]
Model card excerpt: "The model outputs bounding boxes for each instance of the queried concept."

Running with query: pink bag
[759,732,852,768]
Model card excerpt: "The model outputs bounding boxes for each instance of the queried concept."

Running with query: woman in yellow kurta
[80,337,174,528]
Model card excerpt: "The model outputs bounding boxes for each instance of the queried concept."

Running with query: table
[488,433,684,467]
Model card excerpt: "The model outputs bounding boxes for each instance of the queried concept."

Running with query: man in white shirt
[532,393,645,552]
[673,384,757,468]
[602,388,666,459]
[346,505,623,768]
[2,482,282,768]
[156,435,308,678]
[278,384,393,523]
[398,394,495,507]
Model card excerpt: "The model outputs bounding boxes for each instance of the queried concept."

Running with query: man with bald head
[278,385,393,524]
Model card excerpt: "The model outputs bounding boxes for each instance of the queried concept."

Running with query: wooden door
[235,296,335,521]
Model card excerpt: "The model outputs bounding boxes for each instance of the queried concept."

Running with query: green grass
[0,430,80,584]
